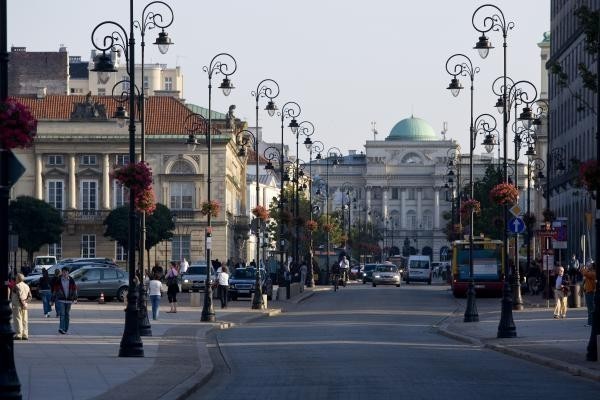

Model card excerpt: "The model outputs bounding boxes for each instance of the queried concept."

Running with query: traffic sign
[538,229,557,237]
[509,204,522,217]
[508,217,526,234]
[7,151,25,187]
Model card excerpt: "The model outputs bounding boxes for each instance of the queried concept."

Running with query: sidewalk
[438,292,600,382]
[14,294,282,400]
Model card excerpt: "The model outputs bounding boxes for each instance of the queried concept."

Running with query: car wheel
[86,297,97,301]
[396,284,400,287]
[117,286,128,302]
[428,279,432,285]
[105,297,114,302]
[362,279,366,284]
[372,283,376,287]
[406,277,410,284]
[231,294,238,301]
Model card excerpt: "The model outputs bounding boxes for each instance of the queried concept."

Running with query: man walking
[52,267,77,334]
[582,261,596,327]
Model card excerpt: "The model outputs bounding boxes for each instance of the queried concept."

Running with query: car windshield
[187,266,210,275]
[364,264,378,271]
[69,269,86,279]
[233,269,257,279]
[410,260,430,269]
[376,265,397,272]
[35,257,55,265]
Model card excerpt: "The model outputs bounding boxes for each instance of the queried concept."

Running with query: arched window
[170,160,195,175]
[406,210,417,230]
[422,210,433,230]
[401,152,423,164]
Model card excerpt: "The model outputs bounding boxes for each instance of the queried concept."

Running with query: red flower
[251,205,270,220]
[200,200,220,218]
[134,187,156,215]
[460,199,481,221]
[0,99,37,149]
[112,162,153,194]
[322,223,333,233]
[489,183,519,205]
[305,220,318,232]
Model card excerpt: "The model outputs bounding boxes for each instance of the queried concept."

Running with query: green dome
[387,116,437,141]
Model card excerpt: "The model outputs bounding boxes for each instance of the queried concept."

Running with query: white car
[372,265,401,287]
[32,255,57,274]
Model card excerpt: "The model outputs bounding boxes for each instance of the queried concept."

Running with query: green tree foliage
[103,206,133,250]
[472,165,504,240]
[145,204,175,251]
[9,196,64,263]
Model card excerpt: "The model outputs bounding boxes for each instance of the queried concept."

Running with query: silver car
[70,266,128,301]
[181,264,215,292]
[372,265,401,287]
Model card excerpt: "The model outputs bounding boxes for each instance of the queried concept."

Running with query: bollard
[190,291,201,307]
[568,284,581,308]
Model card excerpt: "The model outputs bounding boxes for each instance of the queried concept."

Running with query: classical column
[434,188,440,229]
[366,186,372,223]
[401,188,407,229]
[35,154,43,200]
[69,154,76,209]
[102,154,110,209]
[417,188,422,227]
[382,186,388,219]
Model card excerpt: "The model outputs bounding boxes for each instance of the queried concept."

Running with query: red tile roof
[12,95,197,135]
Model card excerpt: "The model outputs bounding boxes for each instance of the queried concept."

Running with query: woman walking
[39,268,52,317]
[166,261,179,313]
[148,273,162,320]
[12,273,32,340]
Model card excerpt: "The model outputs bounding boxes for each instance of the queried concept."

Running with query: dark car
[69,266,129,302]
[361,264,380,284]
[228,267,273,301]
[25,262,108,299]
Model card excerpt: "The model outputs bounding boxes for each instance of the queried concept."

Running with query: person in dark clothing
[50,269,62,317]
[38,268,53,317]
[151,263,164,280]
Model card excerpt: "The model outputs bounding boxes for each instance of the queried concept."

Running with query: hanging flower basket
[112,161,153,194]
[0,99,37,149]
[322,223,333,233]
[134,187,156,215]
[579,160,600,192]
[489,183,519,205]
[200,200,221,218]
[459,199,481,220]
[305,219,318,232]
[251,205,270,221]
[542,208,556,223]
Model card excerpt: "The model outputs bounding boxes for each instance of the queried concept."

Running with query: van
[32,256,57,274]
[406,255,432,285]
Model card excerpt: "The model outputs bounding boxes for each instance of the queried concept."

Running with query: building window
[48,239,62,260]
[115,154,129,166]
[407,188,416,200]
[97,88,106,96]
[81,180,98,211]
[122,76,130,92]
[47,180,64,210]
[48,155,64,166]
[171,235,190,262]
[422,211,433,230]
[114,181,128,208]
[81,234,96,258]
[165,76,173,91]
[170,182,194,210]
[391,188,399,200]
[143,75,149,90]
[115,243,127,262]
[80,154,97,166]
[406,211,417,230]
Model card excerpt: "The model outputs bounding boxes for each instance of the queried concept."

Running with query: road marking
[207,340,478,349]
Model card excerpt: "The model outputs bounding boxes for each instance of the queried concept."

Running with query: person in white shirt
[180,258,189,274]
[218,266,230,308]
[148,274,163,320]
[299,261,308,291]
[553,266,569,319]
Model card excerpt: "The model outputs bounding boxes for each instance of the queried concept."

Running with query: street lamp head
[153,30,173,55]
[219,77,234,96]
[315,188,322,195]
[114,106,129,128]
[474,33,493,59]
[315,152,322,160]
[447,78,463,97]
[265,100,278,117]
[91,52,117,84]
[237,146,247,158]
[447,170,455,178]
[265,161,274,171]
[303,136,313,151]
[525,145,536,158]
[494,97,505,114]
[518,106,535,129]
[186,134,197,152]
[289,118,299,134]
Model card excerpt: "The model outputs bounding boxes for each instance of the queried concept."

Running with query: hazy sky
[8,0,550,161]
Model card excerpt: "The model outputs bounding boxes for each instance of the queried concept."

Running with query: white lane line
[207,340,478,349]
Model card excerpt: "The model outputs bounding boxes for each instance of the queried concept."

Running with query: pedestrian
[38,268,53,318]
[180,257,189,274]
[553,266,569,319]
[581,261,596,327]
[51,269,62,318]
[527,262,541,295]
[11,273,32,340]
[52,267,77,334]
[300,260,308,290]
[166,261,179,313]
[568,254,580,283]
[217,265,229,308]
[148,273,162,320]
[151,263,164,280]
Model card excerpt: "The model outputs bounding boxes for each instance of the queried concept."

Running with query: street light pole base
[497,281,517,338]
[251,285,264,310]
[0,299,21,399]
[464,281,479,322]
[119,288,144,357]
[511,282,524,311]
[137,284,152,336]
[201,286,216,322]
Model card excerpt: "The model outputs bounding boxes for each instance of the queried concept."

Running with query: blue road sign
[508,217,526,234]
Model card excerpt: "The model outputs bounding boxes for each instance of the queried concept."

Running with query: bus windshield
[456,244,502,280]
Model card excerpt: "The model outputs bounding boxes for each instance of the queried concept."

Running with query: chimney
[36,87,47,99]
[59,44,67,53]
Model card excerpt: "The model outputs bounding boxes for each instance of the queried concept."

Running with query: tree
[472,165,504,241]
[9,196,64,264]
[103,206,133,250]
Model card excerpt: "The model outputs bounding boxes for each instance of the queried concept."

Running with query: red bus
[451,238,504,297]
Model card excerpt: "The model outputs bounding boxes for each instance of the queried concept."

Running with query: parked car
[181,263,215,292]
[69,266,129,302]
[25,262,106,299]
[32,255,57,274]
[361,264,380,284]
[350,265,363,280]
[228,267,273,301]
[406,255,432,285]
[372,265,401,287]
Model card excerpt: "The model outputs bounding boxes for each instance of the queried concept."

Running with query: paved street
[193,282,600,400]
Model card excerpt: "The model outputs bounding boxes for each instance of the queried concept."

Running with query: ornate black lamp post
[315,147,341,281]
[306,140,323,287]
[446,147,463,236]
[525,157,545,275]
[247,79,279,309]
[472,3,519,338]
[186,53,236,322]
[341,183,354,254]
